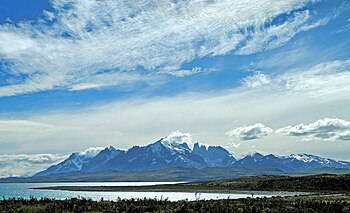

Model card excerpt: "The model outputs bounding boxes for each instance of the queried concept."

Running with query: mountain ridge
[34,137,350,177]
[35,138,237,177]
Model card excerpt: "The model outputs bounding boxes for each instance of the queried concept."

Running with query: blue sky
[0,0,52,22]
[0,0,350,177]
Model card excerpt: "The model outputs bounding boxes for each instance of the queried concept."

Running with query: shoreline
[31,173,350,194]
[32,185,309,196]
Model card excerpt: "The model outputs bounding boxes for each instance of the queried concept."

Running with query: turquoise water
[0,182,302,201]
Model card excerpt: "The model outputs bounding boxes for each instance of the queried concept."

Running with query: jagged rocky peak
[193,142,231,153]
[192,142,236,167]
[99,145,123,154]
[91,146,124,158]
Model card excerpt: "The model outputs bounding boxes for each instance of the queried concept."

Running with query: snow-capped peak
[149,131,193,154]
[107,146,117,151]
[162,140,191,152]
[288,153,334,164]
[288,153,314,163]
[78,147,106,159]
[147,138,191,154]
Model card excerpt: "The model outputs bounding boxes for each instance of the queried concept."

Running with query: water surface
[0,182,304,201]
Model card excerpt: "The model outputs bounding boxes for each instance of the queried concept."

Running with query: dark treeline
[1,195,349,213]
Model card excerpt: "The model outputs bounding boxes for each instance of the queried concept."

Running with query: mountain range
[34,137,350,177]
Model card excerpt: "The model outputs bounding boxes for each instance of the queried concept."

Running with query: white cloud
[226,123,273,141]
[69,83,102,91]
[235,10,329,55]
[242,71,271,88]
[162,130,194,148]
[169,67,215,77]
[0,0,322,96]
[0,120,56,133]
[0,154,67,178]
[276,118,350,141]
[243,59,350,100]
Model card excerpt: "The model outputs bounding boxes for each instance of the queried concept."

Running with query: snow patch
[79,147,105,158]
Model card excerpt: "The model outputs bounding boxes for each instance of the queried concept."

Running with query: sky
[0,0,350,177]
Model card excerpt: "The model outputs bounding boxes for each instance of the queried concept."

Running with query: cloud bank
[0,146,107,178]
[277,118,350,141]
[0,0,324,96]
[0,154,67,178]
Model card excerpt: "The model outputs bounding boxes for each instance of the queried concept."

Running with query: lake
[0,182,304,201]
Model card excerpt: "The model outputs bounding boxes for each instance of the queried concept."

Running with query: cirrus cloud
[0,120,57,133]
[0,0,326,96]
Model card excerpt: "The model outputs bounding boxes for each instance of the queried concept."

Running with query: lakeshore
[33,173,350,193]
